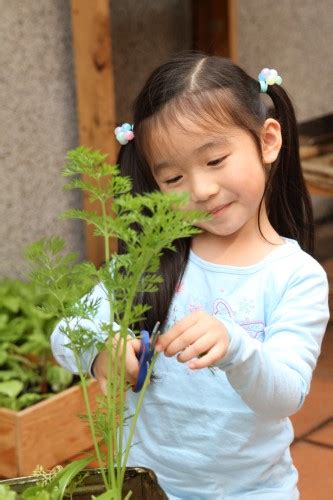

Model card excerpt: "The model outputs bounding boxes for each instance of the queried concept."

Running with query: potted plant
[0,146,201,498]
[0,277,101,478]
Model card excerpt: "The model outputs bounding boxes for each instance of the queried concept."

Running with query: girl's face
[148,118,274,241]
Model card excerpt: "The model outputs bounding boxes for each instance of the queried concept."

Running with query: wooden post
[192,0,237,61]
[71,0,117,266]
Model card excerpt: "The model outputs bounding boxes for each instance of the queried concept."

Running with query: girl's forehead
[145,114,233,163]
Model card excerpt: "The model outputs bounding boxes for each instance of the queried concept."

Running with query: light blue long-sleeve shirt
[51,239,329,499]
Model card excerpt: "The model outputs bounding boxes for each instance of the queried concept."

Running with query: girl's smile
[208,201,233,218]
[148,119,273,241]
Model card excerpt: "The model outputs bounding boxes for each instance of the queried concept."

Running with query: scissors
[133,321,161,393]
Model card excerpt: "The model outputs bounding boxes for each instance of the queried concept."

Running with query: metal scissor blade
[150,321,161,351]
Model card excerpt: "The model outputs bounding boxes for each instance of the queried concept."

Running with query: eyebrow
[152,139,230,174]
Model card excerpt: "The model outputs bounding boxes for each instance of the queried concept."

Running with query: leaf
[92,491,115,499]
[47,456,93,499]
[0,484,17,499]
[47,365,73,392]
[0,351,8,365]
[16,393,45,411]
[0,369,19,381]
[0,380,23,398]
[22,488,54,499]
[0,313,9,329]
[1,297,21,313]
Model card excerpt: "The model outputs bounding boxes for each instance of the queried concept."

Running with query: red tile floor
[290,258,333,499]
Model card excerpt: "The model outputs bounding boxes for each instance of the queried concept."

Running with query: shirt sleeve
[50,283,115,375]
[216,263,330,419]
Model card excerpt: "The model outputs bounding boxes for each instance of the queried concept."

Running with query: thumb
[97,377,107,395]
[126,339,141,384]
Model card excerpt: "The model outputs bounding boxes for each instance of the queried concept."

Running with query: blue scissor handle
[133,330,153,393]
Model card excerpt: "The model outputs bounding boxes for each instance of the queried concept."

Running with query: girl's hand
[155,311,230,369]
[92,335,141,395]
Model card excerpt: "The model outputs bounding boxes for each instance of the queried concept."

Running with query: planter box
[0,380,100,478]
[1,467,168,499]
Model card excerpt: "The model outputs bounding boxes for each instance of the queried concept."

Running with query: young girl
[51,53,329,499]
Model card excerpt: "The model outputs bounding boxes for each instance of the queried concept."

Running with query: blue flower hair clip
[114,123,134,145]
[258,68,283,93]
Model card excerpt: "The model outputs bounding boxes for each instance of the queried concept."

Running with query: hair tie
[114,123,134,145]
[258,68,282,93]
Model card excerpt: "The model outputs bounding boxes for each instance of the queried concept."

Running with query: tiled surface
[291,441,333,500]
[291,376,333,438]
[291,258,333,499]
[307,419,333,446]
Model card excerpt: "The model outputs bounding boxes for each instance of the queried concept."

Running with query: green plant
[17,146,203,499]
[0,279,73,410]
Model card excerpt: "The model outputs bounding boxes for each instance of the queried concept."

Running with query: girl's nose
[190,175,219,203]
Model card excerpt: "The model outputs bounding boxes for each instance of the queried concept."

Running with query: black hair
[117,52,314,332]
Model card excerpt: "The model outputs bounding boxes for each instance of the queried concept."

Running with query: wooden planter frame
[0,381,100,478]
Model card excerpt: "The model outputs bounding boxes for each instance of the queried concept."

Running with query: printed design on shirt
[239,320,265,341]
[165,290,265,341]
[213,298,234,319]
[237,297,255,316]
[188,302,204,313]
[213,297,265,341]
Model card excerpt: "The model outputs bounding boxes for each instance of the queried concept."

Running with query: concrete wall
[237,0,333,122]
[0,0,80,279]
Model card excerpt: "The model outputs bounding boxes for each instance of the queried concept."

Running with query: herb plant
[0,279,72,410]
[18,146,203,499]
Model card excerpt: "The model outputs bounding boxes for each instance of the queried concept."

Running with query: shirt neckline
[189,238,300,274]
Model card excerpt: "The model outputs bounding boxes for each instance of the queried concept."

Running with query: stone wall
[0,1,80,279]
[237,0,333,122]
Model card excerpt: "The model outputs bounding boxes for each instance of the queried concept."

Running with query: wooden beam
[71,0,117,266]
[192,0,237,61]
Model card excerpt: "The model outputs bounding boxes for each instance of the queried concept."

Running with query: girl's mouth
[209,202,232,218]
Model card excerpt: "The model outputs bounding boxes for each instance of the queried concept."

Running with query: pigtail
[118,140,155,194]
[117,140,190,332]
[265,85,314,254]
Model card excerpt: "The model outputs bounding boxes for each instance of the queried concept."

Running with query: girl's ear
[261,118,282,164]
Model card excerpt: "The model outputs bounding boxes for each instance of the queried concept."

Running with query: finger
[156,311,204,352]
[128,338,142,354]
[187,343,227,369]
[125,343,141,384]
[163,321,207,357]
[97,377,107,395]
[176,333,215,363]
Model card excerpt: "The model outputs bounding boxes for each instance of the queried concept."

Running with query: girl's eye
[165,175,183,185]
[207,156,228,167]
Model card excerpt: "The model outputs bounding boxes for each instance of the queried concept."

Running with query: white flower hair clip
[114,123,134,145]
[258,68,283,93]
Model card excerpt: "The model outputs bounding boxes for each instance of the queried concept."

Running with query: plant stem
[75,354,109,491]
[106,341,118,493]
[101,196,110,264]
[120,352,158,486]
[116,254,152,485]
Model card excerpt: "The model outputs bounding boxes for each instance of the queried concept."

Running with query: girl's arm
[217,263,329,418]
[50,283,111,375]
[157,259,329,419]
